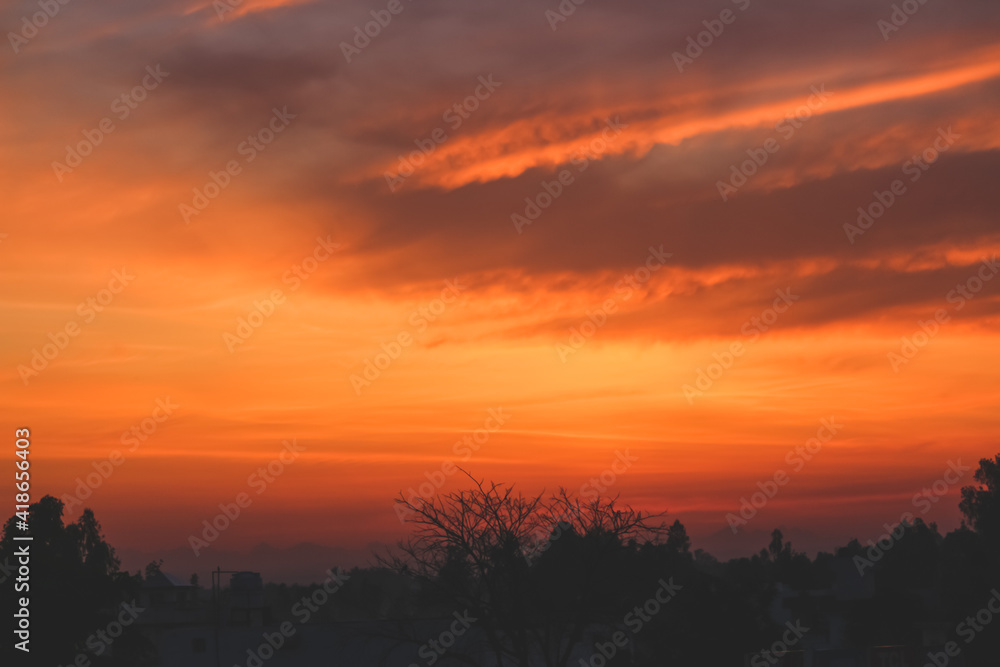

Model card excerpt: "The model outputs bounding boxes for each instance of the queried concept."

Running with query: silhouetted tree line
[2,454,999,666]
[0,496,152,666]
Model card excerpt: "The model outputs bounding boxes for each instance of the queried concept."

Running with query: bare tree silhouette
[379,471,667,667]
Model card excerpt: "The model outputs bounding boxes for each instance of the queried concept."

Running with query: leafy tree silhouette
[960,453,1000,547]
[664,519,690,555]
[0,495,149,666]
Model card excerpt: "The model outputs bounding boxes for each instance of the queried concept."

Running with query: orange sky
[3,0,1000,578]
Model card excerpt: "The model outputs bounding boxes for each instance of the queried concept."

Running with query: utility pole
[212,567,243,667]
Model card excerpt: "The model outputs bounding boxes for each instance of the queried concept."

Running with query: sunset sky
[3,0,1000,580]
